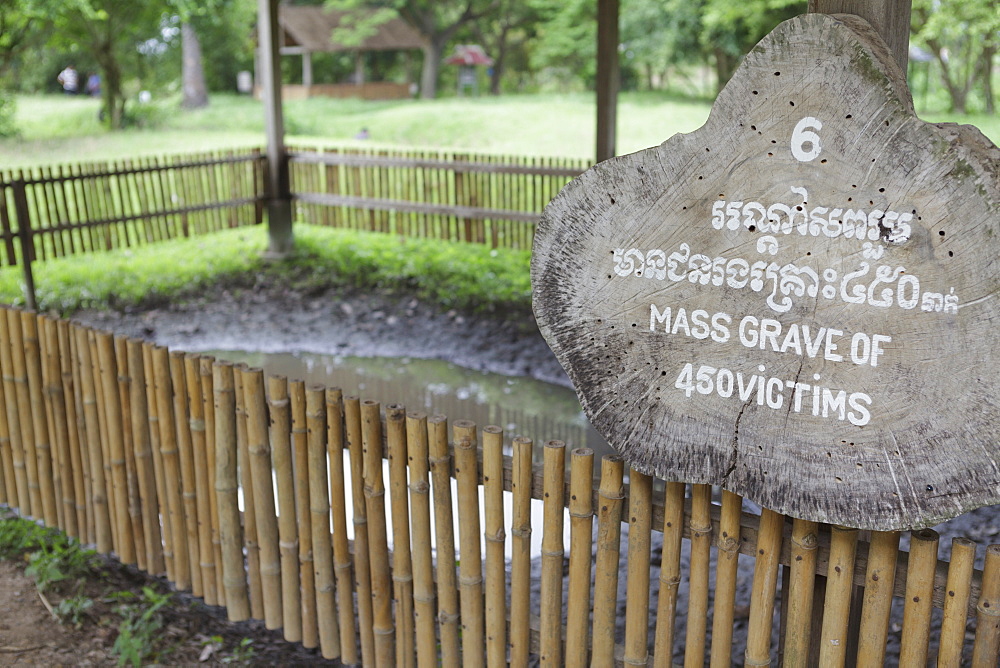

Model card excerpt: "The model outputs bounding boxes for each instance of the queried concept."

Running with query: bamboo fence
[0,304,998,666]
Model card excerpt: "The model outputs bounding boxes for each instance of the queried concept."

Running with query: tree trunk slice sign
[531,13,1000,530]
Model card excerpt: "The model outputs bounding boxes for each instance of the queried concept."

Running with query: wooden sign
[532,13,1000,530]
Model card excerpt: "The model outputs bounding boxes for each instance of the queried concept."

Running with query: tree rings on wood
[531,13,1000,530]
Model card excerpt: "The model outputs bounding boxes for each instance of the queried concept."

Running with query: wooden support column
[302,51,312,88]
[595,0,619,163]
[808,0,912,73]
[257,0,293,255]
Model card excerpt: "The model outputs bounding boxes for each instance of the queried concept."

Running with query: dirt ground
[4,280,999,664]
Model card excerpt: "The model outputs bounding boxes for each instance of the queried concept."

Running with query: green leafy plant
[0,517,98,591]
[55,594,94,628]
[112,586,172,667]
[223,637,255,664]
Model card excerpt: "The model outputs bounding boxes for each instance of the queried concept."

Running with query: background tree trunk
[181,22,209,109]
[420,40,444,99]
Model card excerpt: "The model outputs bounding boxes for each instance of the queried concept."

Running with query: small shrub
[55,594,94,628]
[112,586,172,667]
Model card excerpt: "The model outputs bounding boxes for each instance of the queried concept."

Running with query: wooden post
[257,0,293,255]
[595,0,619,162]
[808,0,912,74]
[11,181,36,311]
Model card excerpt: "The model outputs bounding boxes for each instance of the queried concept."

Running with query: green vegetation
[0,224,532,318]
[0,516,100,591]
[111,587,173,667]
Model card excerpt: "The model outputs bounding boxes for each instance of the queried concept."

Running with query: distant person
[86,72,100,97]
[355,127,370,140]
[57,65,78,95]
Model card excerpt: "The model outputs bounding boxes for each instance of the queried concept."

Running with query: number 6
[791,116,822,162]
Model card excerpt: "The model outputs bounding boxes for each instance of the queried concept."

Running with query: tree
[180,21,208,108]
[468,0,549,95]
[326,0,498,99]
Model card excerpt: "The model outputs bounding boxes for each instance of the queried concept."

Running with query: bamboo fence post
[540,439,566,666]
[114,336,145,570]
[345,396,376,666]
[89,330,118,551]
[58,321,87,539]
[782,519,820,667]
[710,490,743,667]
[482,425,506,668]
[565,447,594,668]
[388,404,416,668]
[654,481,685,667]
[857,531,904,668]
[200,358,225,601]
[430,414,461,665]
[685,483,713,668]
[33,315,52,525]
[899,528,940,665]
[290,381,317,650]
[10,310,41,519]
[745,509,786,667]
[96,331,135,564]
[144,341,172,580]
[72,324,95,544]
[307,385,340,660]
[938,537,976,666]
[212,361,250,621]
[75,325,112,553]
[326,388,354,661]
[267,375,301,642]
[241,367,283,630]
[186,355,217,604]
[362,399,395,667]
[592,455,625,667]
[22,311,57,525]
[455,419,485,668]
[127,339,164,575]
[170,350,201,595]
[153,345,188,589]
[407,411,437,668]
[509,436,533,667]
[0,308,29,514]
[234,365,264,619]
[817,525,859,667]
[972,544,1000,665]
[0,309,16,509]
[624,468,653,667]
[43,317,75,538]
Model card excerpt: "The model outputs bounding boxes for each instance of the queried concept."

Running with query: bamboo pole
[127,339,164,575]
[0,308,29,514]
[429,414,461,665]
[114,336,145,569]
[972,544,1000,665]
[307,385,340,660]
[89,330,118,552]
[75,325,112,553]
[510,436,533,667]
[241,367,283,630]
[11,310,41,519]
[69,324,93,543]
[0,309,18,511]
[938,537,976,667]
[624,468,652,667]
[817,525,859,667]
[96,331,135,563]
[856,531,901,666]
[345,396,375,666]
[58,321,87,539]
[407,411,437,668]
[387,404,416,668]
[144,341,172,580]
[43,317,75,537]
[745,509,786,667]
[899,528,940,665]
[565,447,594,668]
[710,490,743,667]
[36,316,57,528]
[200,358,224,602]
[22,311,58,525]
[212,361,250,621]
[685,483,713,668]
[326,388,354,662]
[186,355,217,605]
[782,519,819,667]
[170,350,201,594]
[540,439,566,666]
[454,419,484,668]
[234,365,264,619]
[267,374,301,642]
[592,455,625,666]
[362,399,395,667]
[482,425,506,668]
[290,381,317,650]
[654,481,685,667]
[153,345,188,589]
